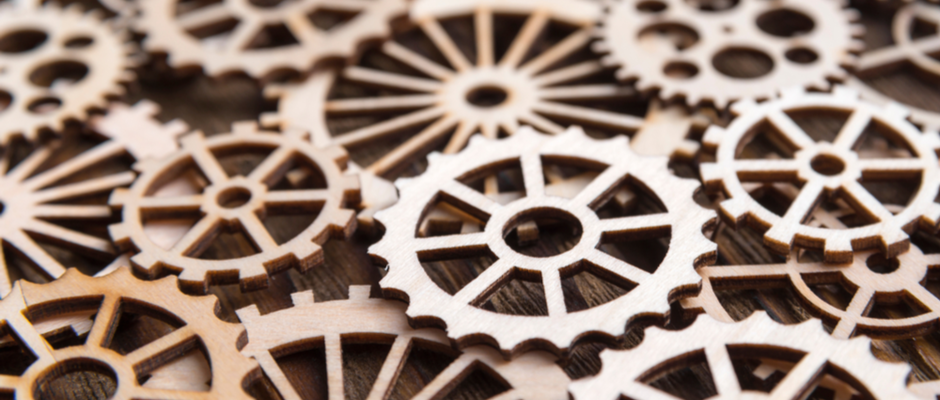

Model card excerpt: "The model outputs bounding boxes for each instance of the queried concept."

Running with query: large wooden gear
[568,312,917,399]
[596,0,863,108]
[236,285,570,400]
[0,267,259,399]
[134,0,408,80]
[108,122,360,294]
[0,3,136,144]
[701,87,940,263]
[369,127,716,356]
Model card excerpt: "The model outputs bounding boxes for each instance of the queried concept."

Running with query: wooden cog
[108,122,360,294]
[701,86,940,263]
[0,267,259,399]
[0,4,136,143]
[369,127,717,356]
[236,285,570,400]
[568,312,917,399]
[135,0,408,80]
[596,0,863,108]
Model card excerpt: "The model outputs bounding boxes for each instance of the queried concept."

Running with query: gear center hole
[866,253,900,274]
[466,85,509,108]
[810,154,845,176]
[218,187,253,209]
[36,359,117,400]
[504,208,582,257]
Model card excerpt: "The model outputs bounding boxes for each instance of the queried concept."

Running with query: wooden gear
[701,87,940,263]
[596,0,863,108]
[135,0,408,80]
[0,3,136,144]
[108,122,360,294]
[567,312,917,399]
[369,127,717,356]
[0,267,259,399]
[236,285,571,400]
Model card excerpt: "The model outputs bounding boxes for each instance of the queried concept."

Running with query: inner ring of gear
[370,127,716,355]
[108,122,359,294]
[701,87,940,263]
[597,0,862,108]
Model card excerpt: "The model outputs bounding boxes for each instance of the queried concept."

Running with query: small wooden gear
[0,100,186,298]
[108,122,360,294]
[0,267,259,399]
[0,3,136,143]
[370,127,716,356]
[568,312,917,399]
[701,87,940,263]
[236,285,571,400]
[135,0,408,80]
[596,0,863,108]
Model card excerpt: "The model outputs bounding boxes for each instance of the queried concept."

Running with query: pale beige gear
[595,0,864,108]
[237,285,570,400]
[134,0,407,80]
[701,87,940,263]
[0,267,259,399]
[108,122,360,294]
[369,127,716,356]
[568,312,917,399]
[0,4,136,143]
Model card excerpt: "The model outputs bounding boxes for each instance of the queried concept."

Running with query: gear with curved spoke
[109,122,360,294]
[596,0,863,108]
[261,0,658,227]
[135,0,407,79]
[0,267,259,399]
[237,285,570,400]
[0,100,186,298]
[369,127,716,356]
[0,4,136,143]
[568,312,916,400]
[849,3,940,132]
[701,87,940,263]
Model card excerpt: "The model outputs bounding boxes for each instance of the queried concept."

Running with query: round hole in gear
[27,97,62,114]
[866,253,900,274]
[756,8,815,38]
[218,187,253,209]
[810,154,845,176]
[29,61,89,88]
[684,0,739,12]
[639,23,699,51]
[64,36,94,48]
[35,359,118,400]
[712,47,774,79]
[466,85,509,108]
[504,208,583,258]
[0,90,11,112]
[0,29,47,53]
[785,47,819,64]
[664,61,699,79]
[637,1,667,12]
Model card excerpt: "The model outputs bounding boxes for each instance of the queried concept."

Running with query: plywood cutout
[109,122,360,294]
[135,0,408,80]
[0,4,136,144]
[370,127,716,356]
[0,267,259,399]
[568,312,917,399]
[237,285,570,400]
[596,0,863,108]
[701,86,940,263]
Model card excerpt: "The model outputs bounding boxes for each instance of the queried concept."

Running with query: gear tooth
[235,305,262,321]
[330,209,356,231]
[701,126,726,150]
[844,8,862,23]
[348,285,371,300]
[832,86,859,100]
[719,197,750,224]
[730,98,759,115]
[259,112,282,129]
[924,202,940,228]
[427,151,444,166]
[467,133,488,148]
[884,101,911,122]
[822,237,853,264]
[180,131,207,148]
[839,54,860,69]
[129,252,160,276]
[763,224,795,256]
[780,86,807,100]
[393,177,414,191]
[178,268,210,292]
[108,187,131,207]
[591,41,611,54]
[290,290,316,306]
[231,121,260,135]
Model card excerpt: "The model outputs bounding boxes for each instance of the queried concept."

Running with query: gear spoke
[138,195,205,215]
[518,112,565,135]
[32,205,112,220]
[535,60,606,87]
[367,115,460,177]
[833,109,873,150]
[454,258,514,305]
[769,180,825,235]
[249,146,294,184]
[533,101,643,132]
[770,353,829,398]
[344,66,443,93]
[170,215,222,256]
[840,180,894,222]
[597,214,672,239]
[326,95,438,114]
[831,286,874,339]
[126,326,198,371]
[255,352,303,400]
[767,109,816,151]
[265,189,331,208]
[32,172,136,204]
[5,231,67,283]
[226,19,263,51]
[440,180,502,218]
[520,152,545,198]
[0,375,20,391]
[413,232,489,253]
[586,249,651,285]
[325,334,345,400]
[500,10,549,68]
[705,344,742,396]
[733,159,801,182]
[542,269,566,317]
[420,18,472,72]
[858,158,925,177]
[85,295,121,348]
[239,212,278,253]
[475,7,494,67]
[26,219,113,256]
[859,36,940,73]
[381,41,454,80]
[365,335,412,400]
[443,122,479,154]
[285,12,321,45]
[412,355,476,400]
[334,106,447,148]
[539,84,635,101]
[521,27,593,75]
[572,167,625,208]
[176,2,233,31]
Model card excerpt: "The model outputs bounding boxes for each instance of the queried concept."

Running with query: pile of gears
[2,0,940,398]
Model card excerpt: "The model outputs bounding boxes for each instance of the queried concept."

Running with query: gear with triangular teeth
[0,267,260,399]
[236,285,570,400]
[701,87,940,263]
[0,3,136,144]
[108,122,360,294]
[595,0,864,109]
[369,126,716,357]
[568,312,917,399]
[134,0,407,80]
